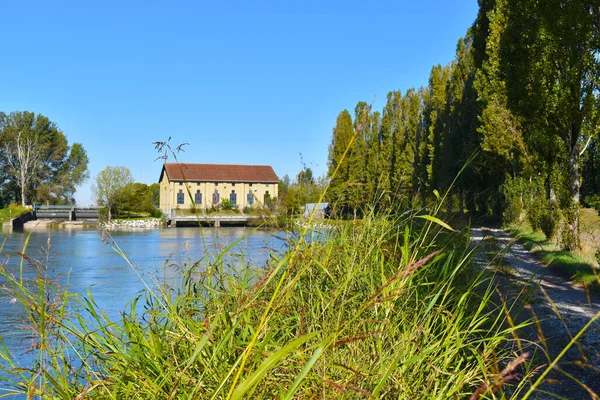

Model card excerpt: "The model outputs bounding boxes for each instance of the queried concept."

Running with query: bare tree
[3,130,41,207]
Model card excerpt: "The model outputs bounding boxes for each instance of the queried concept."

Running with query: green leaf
[416,215,455,232]
[283,345,325,400]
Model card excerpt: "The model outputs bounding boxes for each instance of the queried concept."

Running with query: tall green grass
[0,212,540,399]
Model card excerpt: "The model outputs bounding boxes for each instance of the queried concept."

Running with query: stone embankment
[102,218,163,230]
[295,220,335,230]
[18,220,97,229]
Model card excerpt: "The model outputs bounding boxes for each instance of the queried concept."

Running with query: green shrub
[149,208,163,218]
[503,175,560,239]
[221,198,232,210]
[501,176,527,224]
[540,204,560,239]
[585,194,600,212]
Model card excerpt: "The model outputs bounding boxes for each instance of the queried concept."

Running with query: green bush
[501,176,527,224]
[585,194,600,212]
[540,205,560,240]
[221,198,232,210]
[149,208,163,218]
[503,175,559,239]
[526,196,558,239]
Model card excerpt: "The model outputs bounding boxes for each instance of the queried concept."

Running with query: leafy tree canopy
[0,111,89,206]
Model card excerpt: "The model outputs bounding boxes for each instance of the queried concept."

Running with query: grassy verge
[114,210,165,219]
[0,203,30,223]
[0,213,542,399]
[507,222,600,291]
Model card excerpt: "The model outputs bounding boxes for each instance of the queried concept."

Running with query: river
[0,226,288,387]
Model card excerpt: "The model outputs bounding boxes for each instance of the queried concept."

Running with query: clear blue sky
[1,0,478,205]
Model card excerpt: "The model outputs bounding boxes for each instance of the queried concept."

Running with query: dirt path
[471,227,600,399]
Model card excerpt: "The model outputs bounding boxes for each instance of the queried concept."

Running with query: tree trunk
[108,207,112,223]
[20,174,26,207]
[547,171,557,222]
[447,192,454,217]
[592,145,597,194]
[565,123,581,250]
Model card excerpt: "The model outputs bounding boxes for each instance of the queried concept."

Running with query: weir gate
[34,205,100,220]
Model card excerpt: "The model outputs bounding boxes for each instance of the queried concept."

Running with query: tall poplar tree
[424,64,451,198]
[327,110,355,213]
[366,111,382,208]
[501,0,600,249]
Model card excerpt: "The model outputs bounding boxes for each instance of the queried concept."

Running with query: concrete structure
[33,205,100,220]
[304,203,331,219]
[6,211,35,230]
[159,163,279,215]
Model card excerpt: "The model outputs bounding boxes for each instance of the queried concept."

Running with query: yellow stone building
[159,163,279,213]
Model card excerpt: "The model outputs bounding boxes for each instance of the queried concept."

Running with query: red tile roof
[161,163,279,183]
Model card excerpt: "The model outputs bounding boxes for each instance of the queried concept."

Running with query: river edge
[2,217,342,233]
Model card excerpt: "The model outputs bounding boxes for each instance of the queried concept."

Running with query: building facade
[159,163,279,213]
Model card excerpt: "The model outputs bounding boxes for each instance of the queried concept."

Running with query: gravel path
[471,227,600,399]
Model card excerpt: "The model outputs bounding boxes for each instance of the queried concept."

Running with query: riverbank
[102,218,163,230]
[0,215,541,398]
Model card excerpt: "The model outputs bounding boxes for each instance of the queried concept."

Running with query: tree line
[326,0,599,250]
[0,111,89,207]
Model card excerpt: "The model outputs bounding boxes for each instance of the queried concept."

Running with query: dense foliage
[326,0,600,250]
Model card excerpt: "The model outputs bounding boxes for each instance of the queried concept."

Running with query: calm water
[0,226,287,380]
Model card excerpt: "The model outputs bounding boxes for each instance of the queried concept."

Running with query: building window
[177,190,184,205]
[232,183,235,187]
[247,192,254,206]
[264,191,270,205]
[266,183,269,188]
[179,182,183,186]
[215,182,218,186]
[212,190,220,205]
[195,190,202,205]
[230,190,237,206]
[197,182,200,186]
[249,183,252,187]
